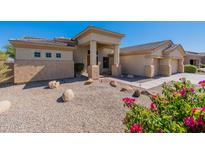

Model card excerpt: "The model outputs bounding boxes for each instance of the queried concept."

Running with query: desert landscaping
[0,77,153,133]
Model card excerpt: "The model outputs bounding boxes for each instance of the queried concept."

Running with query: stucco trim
[73,26,125,40]
[163,44,186,57]
[10,40,75,51]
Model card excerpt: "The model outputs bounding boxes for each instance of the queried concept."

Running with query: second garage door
[171,59,178,74]
[154,58,160,76]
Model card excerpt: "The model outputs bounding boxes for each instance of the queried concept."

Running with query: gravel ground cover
[0,78,153,133]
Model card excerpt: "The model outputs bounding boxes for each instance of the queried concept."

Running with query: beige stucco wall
[168,48,184,59]
[152,42,172,57]
[120,55,145,76]
[15,47,73,61]
[14,47,74,84]
[202,56,205,64]
[14,59,74,84]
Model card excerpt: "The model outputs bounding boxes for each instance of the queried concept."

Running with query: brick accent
[87,65,99,80]
[14,59,74,84]
[144,65,154,78]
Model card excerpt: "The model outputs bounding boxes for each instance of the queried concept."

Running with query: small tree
[3,44,15,59]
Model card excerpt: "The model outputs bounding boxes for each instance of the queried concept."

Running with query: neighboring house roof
[120,40,173,55]
[185,51,205,57]
[73,26,125,40]
[10,37,76,51]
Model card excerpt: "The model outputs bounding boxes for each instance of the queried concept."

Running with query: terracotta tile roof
[120,40,172,55]
[186,51,201,54]
[185,51,205,57]
[10,37,76,47]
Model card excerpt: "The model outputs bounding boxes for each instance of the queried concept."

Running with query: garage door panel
[172,59,178,74]
[154,59,160,76]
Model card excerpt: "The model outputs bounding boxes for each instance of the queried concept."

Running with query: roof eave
[9,40,75,51]
[73,26,125,40]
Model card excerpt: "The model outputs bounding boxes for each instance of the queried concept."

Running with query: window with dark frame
[34,52,41,58]
[56,53,61,58]
[46,52,52,58]
[103,57,109,68]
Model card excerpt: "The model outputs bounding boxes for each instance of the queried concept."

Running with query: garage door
[154,58,160,76]
[172,59,178,74]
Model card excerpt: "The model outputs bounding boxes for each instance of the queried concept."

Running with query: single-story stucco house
[9,26,185,84]
[184,51,205,66]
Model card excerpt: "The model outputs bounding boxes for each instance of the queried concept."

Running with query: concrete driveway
[109,73,205,89]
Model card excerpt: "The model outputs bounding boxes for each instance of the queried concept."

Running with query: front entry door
[87,55,90,66]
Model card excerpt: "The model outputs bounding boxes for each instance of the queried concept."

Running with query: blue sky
[1,21,205,52]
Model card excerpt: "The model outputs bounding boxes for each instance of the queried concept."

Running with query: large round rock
[109,80,118,87]
[84,79,93,85]
[62,89,75,102]
[0,100,11,114]
[132,89,141,97]
[48,80,60,89]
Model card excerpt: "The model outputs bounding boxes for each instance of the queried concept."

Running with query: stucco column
[178,59,184,73]
[144,57,154,78]
[114,45,120,66]
[90,40,97,65]
[88,40,99,80]
[112,45,121,77]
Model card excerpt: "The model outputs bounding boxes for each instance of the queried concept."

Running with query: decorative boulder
[48,80,60,89]
[120,86,133,92]
[0,100,11,114]
[132,89,141,97]
[84,79,93,85]
[109,80,117,87]
[62,89,75,102]
[141,90,159,97]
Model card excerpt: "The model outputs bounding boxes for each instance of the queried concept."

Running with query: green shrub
[123,78,205,133]
[184,64,197,73]
[74,63,84,74]
[200,64,205,68]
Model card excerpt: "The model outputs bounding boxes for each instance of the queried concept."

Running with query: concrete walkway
[108,73,205,89]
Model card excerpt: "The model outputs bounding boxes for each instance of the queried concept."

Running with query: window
[56,53,61,58]
[46,52,52,58]
[103,57,109,68]
[34,52,41,58]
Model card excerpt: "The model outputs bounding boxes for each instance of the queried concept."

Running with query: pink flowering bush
[123,78,205,133]
[130,123,143,133]
[122,97,136,108]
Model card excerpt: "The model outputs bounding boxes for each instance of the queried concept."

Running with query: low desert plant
[200,64,205,68]
[123,78,205,133]
[184,64,197,73]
